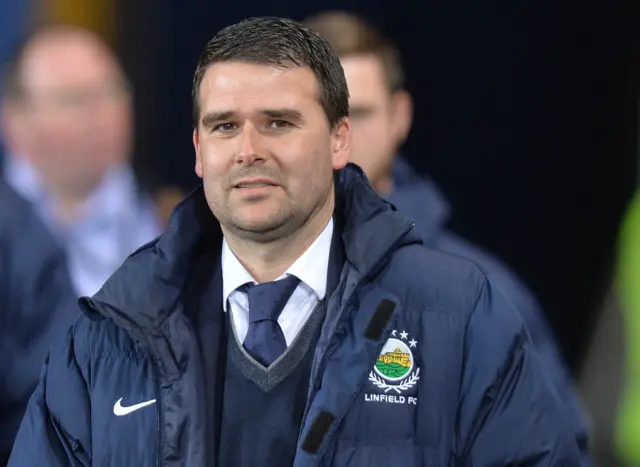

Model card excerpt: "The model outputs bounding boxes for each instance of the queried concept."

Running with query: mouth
[233,179,279,189]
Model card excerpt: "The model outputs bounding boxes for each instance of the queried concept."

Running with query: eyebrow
[200,108,305,130]
[349,105,375,115]
[260,108,304,122]
[201,111,235,131]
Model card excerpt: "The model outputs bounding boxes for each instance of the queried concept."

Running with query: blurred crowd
[0,2,637,466]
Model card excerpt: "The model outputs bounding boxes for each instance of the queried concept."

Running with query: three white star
[391,330,417,348]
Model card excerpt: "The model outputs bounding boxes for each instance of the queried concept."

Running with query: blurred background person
[614,189,640,466]
[0,4,80,465]
[0,25,163,297]
[304,10,591,461]
[578,187,640,467]
[578,286,625,466]
[0,178,79,465]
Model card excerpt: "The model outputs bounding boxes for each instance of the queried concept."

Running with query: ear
[391,90,413,146]
[193,128,204,179]
[331,117,352,170]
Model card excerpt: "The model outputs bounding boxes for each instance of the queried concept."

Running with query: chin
[236,217,282,233]
[229,214,293,241]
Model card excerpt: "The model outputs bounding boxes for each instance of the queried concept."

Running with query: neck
[53,197,85,223]
[46,178,102,223]
[374,175,394,196]
[224,190,335,283]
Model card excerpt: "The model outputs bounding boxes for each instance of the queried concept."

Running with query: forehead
[340,54,389,103]
[198,62,321,114]
[21,34,120,91]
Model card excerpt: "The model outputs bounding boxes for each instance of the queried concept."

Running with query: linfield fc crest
[365,330,420,405]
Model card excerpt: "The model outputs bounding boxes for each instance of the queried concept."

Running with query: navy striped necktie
[242,275,300,366]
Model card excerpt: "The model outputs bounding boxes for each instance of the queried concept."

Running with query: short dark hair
[192,16,349,130]
[303,11,405,92]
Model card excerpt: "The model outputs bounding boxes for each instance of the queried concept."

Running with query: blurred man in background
[0,25,162,297]
[0,178,79,465]
[304,10,591,462]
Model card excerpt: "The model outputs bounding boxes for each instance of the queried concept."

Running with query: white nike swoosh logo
[113,397,157,416]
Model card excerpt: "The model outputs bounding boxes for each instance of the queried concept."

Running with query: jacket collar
[82,163,418,331]
[387,157,451,241]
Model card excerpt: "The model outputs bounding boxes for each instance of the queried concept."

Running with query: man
[10,17,581,466]
[304,9,590,460]
[0,179,79,465]
[0,25,162,297]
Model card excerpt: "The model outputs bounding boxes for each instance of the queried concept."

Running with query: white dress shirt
[222,218,334,346]
[4,156,162,296]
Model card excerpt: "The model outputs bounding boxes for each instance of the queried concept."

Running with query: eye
[349,108,374,122]
[269,120,292,129]
[214,122,238,132]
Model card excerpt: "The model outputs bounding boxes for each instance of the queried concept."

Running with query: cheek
[199,149,235,200]
[104,106,132,140]
[35,116,81,146]
[200,156,223,183]
[281,143,332,191]
[351,121,388,163]
[199,141,229,175]
[201,164,226,210]
[30,127,66,158]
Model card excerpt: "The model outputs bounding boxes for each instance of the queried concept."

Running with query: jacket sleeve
[8,325,92,467]
[505,282,592,465]
[436,230,591,461]
[456,279,582,466]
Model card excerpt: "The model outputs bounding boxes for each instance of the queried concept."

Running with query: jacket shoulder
[0,182,36,236]
[379,242,489,318]
[69,313,146,365]
[0,180,63,263]
[0,180,79,355]
[435,231,539,307]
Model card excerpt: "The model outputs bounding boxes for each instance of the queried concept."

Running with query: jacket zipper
[148,346,164,467]
[296,222,415,461]
[297,300,332,441]
[85,298,169,467]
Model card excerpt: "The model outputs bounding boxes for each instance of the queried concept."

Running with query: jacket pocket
[50,413,91,466]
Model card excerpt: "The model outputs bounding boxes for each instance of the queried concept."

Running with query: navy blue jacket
[9,164,581,466]
[388,157,590,461]
[0,180,79,465]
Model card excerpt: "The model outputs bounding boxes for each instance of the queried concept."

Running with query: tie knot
[244,275,300,323]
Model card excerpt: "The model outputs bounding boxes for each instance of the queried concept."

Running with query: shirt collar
[3,153,45,204]
[3,154,141,229]
[221,217,334,311]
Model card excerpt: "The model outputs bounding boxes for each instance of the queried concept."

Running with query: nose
[235,123,266,165]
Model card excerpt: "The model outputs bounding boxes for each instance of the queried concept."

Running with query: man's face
[4,31,132,195]
[193,62,350,242]
[341,54,410,192]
